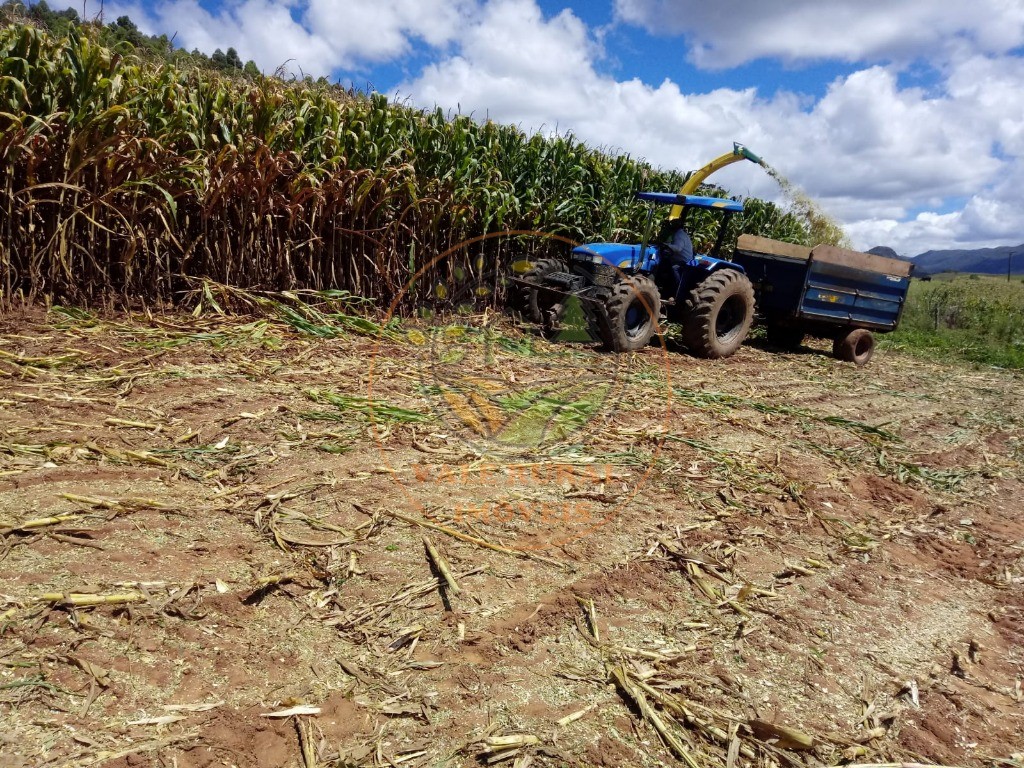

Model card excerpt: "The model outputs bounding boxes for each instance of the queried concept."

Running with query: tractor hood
[571,242,642,269]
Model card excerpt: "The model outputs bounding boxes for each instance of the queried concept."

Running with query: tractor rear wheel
[766,324,805,350]
[833,328,875,366]
[599,275,661,352]
[523,258,567,328]
[682,270,755,359]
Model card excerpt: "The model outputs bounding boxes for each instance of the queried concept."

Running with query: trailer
[731,234,914,366]
[514,144,914,366]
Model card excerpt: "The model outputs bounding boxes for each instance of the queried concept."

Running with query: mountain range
[867,244,1024,276]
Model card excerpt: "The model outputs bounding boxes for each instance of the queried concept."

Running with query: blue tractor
[517,143,766,357]
[517,143,913,364]
[520,190,756,358]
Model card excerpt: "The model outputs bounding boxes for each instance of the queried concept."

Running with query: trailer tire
[833,328,875,366]
[600,275,661,353]
[523,258,567,326]
[682,269,755,359]
[766,324,805,350]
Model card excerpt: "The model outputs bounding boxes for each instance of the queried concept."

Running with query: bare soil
[1,307,1022,768]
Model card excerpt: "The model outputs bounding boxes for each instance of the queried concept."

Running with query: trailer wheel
[766,324,805,350]
[833,328,875,366]
[600,275,661,352]
[682,269,755,359]
[523,258,567,326]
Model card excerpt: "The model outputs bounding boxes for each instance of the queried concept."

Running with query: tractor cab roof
[636,192,744,212]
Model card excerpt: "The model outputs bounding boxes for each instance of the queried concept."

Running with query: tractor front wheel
[599,275,661,352]
[682,270,755,359]
[833,328,875,366]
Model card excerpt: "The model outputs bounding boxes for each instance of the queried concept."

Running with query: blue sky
[66,0,1024,254]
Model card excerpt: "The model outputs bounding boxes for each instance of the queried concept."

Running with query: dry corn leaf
[71,657,112,687]
[260,704,321,717]
[162,701,224,712]
[126,714,186,726]
[747,719,815,751]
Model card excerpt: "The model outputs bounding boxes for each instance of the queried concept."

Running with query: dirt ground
[1,305,1022,768]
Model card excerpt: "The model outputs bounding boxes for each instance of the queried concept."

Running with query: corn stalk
[0,23,815,312]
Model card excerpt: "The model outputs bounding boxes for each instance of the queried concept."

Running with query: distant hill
[867,246,901,260]
[867,243,1024,276]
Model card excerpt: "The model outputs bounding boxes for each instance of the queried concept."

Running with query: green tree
[109,15,145,46]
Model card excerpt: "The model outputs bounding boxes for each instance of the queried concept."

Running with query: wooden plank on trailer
[810,244,913,277]
[736,234,812,261]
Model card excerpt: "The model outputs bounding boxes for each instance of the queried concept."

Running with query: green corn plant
[0,22,819,312]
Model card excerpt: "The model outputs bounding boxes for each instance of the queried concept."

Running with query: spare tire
[833,328,875,366]
[682,269,755,359]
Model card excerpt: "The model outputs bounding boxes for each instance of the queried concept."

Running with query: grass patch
[303,391,432,425]
[883,274,1024,369]
[493,383,610,444]
[882,327,1024,369]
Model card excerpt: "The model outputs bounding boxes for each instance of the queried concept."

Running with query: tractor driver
[661,217,694,264]
[659,217,694,300]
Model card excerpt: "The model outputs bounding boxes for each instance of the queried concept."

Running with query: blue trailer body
[731,236,913,336]
[800,261,910,330]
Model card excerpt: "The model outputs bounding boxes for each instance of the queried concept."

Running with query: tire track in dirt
[2,310,1022,767]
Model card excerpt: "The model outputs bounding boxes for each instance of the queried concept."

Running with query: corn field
[0,23,812,311]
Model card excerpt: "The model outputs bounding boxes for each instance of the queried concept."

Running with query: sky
[59,0,1024,255]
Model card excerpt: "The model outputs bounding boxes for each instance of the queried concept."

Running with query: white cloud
[846,213,960,257]
[845,158,1024,256]
[401,2,1024,252]
[613,0,1024,68]
[47,0,1024,254]
[775,66,1000,201]
[305,0,474,68]
[403,0,601,125]
[945,54,1024,156]
[57,0,477,76]
[158,0,337,75]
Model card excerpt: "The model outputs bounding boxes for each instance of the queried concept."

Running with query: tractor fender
[690,255,746,274]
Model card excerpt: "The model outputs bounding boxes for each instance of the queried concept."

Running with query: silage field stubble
[0,293,1022,768]
[1,18,1023,768]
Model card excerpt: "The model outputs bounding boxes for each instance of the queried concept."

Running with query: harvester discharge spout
[733,142,765,167]
[669,141,768,220]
